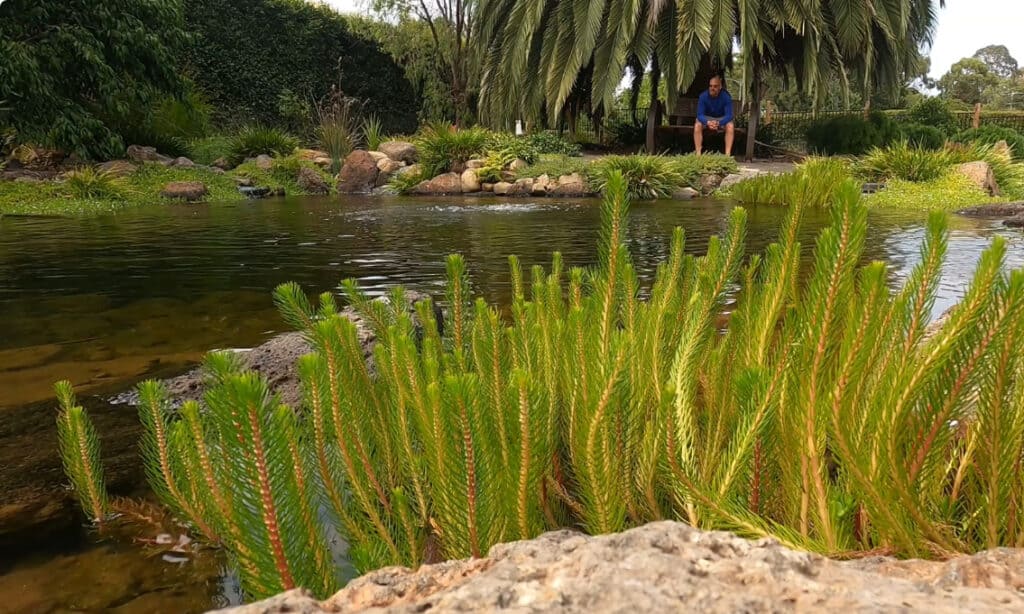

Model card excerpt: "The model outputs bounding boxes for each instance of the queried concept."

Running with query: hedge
[184,0,419,135]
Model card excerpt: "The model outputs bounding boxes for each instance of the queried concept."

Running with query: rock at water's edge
[160,181,208,201]
[337,151,380,194]
[212,521,1024,613]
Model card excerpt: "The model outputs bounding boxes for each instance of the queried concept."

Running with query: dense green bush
[905,97,960,135]
[485,133,541,165]
[673,154,738,188]
[183,0,419,135]
[227,126,299,165]
[805,112,898,155]
[188,136,233,166]
[526,131,582,156]
[416,124,490,177]
[1,0,186,159]
[591,155,684,199]
[954,125,1024,160]
[730,158,854,208]
[898,123,945,150]
[856,141,961,182]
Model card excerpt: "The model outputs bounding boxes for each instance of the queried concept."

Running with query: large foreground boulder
[214,521,1024,613]
[337,151,380,194]
[379,141,418,164]
[415,172,463,195]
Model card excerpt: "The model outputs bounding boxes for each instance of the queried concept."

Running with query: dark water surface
[1,194,1022,612]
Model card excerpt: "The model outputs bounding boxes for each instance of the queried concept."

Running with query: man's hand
[708,120,720,131]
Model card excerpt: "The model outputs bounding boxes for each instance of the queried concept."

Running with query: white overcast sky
[320,0,1024,79]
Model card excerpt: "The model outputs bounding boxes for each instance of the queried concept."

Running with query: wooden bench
[652,96,745,152]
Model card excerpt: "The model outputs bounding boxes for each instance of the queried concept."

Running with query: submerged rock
[238,186,271,199]
[214,521,1024,613]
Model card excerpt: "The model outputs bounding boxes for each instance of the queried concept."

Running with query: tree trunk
[745,63,761,162]
[646,57,662,153]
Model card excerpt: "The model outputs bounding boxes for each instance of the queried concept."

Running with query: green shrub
[730,157,854,208]
[416,124,490,178]
[228,126,299,165]
[526,131,582,156]
[63,167,132,200]
[805,112,897,156]
[672,153,739,189]
[954,125,1024,161]
[59,174,1024,601]
[856,141,961,183]
[905,97,960,135]
[591,155,685,199]
[188,136,233,165]
[363,116,385,151]
[315,95,360,174]
[183,0,419,135]
[485,133,541,165]
[387,167,426,195]
[898,123,945,150]
[864,172,995,210]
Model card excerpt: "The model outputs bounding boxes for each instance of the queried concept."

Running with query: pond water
[1,194,1023,612]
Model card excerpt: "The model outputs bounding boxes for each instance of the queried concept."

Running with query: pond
[1,194,1022,612]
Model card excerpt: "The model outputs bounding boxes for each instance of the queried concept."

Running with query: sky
[322,0,1024,79]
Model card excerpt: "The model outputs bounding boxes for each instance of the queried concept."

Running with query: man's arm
[721,92,734,125]
[696,93,708,126]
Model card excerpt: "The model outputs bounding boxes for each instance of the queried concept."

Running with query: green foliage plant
[806,113,898,156]
[1,0,186,159]
[63,168,132,200]
[363,116,385,151]
[591,155,685,200]
[58,173,1024,601]
[228,126,299,166]
[188,136,234,166]
[387,167,427,195]
[954,125,1024,161]
[415,124,490,177]
[730,158,854,208]
[182,0,418,135]
[315,90,361,175]
[515,154,591,181]
[485,133,541,165]
[55,381,109,526]
[863,172,996,210]
[526,131,582,156]
[905,97,960,135]
[898,124,945,150]
[856,141,962,183]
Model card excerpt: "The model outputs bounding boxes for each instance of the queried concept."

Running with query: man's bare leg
[724,122,735,156]
[694,121,703,155]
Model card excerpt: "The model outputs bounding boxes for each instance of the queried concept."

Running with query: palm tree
[477,1,944,158]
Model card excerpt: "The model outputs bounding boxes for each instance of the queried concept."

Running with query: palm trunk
[744,63,761,162]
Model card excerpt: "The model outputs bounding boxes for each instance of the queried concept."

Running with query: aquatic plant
[730,157,853,208]
[415,123,490,178]
[55,381,109,525]
[59,172,1024,602]
[863,172,996,211]
[228,126,299,166]
[591,154,685,199]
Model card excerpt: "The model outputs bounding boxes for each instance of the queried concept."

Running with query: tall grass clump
[362,115,385,152]
[415,123,490,177]
[60,173,1024,602]
[63,168,131,200]
[731,157,853,207]
[228,126,299,166]
[315,90,361,174]
[856,141,962,183]
[592,154,685,199]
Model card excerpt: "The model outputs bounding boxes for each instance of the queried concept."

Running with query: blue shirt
[697,90,733,126]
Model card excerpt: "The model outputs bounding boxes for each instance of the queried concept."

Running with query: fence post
[973,103,982,129]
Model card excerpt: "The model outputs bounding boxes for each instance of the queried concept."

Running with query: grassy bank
[0,156,333,217]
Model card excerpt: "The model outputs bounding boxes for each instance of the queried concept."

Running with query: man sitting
[694,75,734,156]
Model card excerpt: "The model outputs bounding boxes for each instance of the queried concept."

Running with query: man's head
[708,76,723,97]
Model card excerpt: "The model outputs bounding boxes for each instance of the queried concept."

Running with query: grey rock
[126,145,172,165]
[699,173,724,194]
[1005,214,1024,228]
[379,141,418,164]
[254,155,274,171]
[466,159,486,170]
[956,161,1000,196]
[97,160,137,178]
[212,157,232,170]
[414,173,463,195]
[550,173,589,197]
[509,158,528,171]
[172,156,195,168]
[957,201,1024,218]
[214,521,1024,614]
[671,187,699,200]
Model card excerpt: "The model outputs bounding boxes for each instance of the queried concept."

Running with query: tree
[0,0,186,159]
[973,44,1019,80]
[939,58,1000,106]
[367,0,479,124]
[477,0,943,159]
